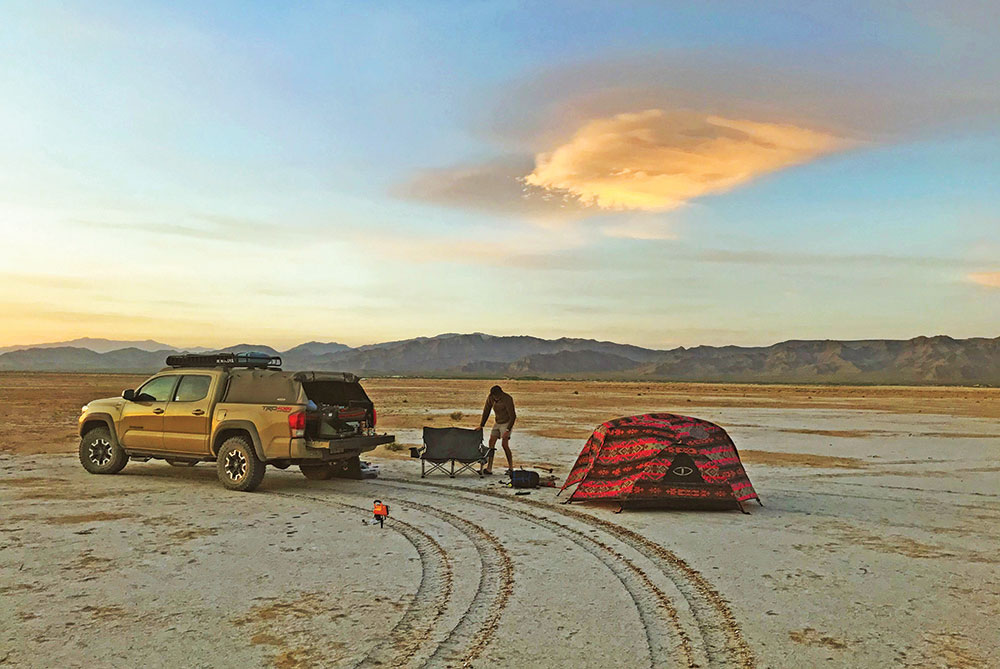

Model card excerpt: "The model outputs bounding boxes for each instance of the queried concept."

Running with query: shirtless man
[479,385,515,475]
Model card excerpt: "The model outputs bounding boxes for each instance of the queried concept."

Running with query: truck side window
[136,376,179,402]
[174,375,212,402]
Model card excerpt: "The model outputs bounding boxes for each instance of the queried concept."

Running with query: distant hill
[1,333,997,385]
[283,341,351,357]
[0,347,171,372]
[212,344,282,356]
[635,336,1000,384]
[296,333,664,374]
[0,338,187,354]
[281,341,352,368]
[487,350,641,376]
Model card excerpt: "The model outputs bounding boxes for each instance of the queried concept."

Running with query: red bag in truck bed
[335,407,367,422]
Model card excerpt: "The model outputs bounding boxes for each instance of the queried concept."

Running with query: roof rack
[165,352,282,369]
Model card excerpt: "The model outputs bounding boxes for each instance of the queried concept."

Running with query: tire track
[557,504,756,669]
[270,492,453,668]
[382,478,755,668]
[378,481,696,668]
[276,490,513,668]
[396,499,514,668]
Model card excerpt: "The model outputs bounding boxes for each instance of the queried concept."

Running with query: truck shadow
[120,461,374,494]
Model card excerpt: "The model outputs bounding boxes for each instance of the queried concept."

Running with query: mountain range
[0,337,202,354]
[0,333,997,385]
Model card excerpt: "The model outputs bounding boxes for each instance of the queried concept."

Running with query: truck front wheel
[216,435,265,492]
[79,427,129,475]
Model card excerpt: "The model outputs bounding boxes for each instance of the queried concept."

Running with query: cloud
[698,250,967,268]
[524,110,844,211]
[399,9,997,233]
[395,156,589,221]
[357,230,587,270]
[76,214,272,241]
[968,272,1000,288]
[73,212,328,245]
[486,36,1000,147]
[397,109,845,223]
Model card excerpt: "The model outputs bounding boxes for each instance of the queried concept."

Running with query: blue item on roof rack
[165,352,282,369]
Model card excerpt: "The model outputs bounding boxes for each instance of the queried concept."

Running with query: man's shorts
[490,423,512,439]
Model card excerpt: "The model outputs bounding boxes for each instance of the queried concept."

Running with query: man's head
[490,385,503,399]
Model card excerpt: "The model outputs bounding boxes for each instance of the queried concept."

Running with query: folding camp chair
[419,427,491,478]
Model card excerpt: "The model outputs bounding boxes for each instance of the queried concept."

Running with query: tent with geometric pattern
[560,413,760,512]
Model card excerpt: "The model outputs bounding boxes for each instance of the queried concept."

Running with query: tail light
[289,410,306,438]
[371,406,377,429]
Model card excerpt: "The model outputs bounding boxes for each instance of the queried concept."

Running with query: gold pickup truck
[78,353,394,491]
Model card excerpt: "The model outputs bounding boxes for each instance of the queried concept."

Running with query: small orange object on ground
[372,500,389,528]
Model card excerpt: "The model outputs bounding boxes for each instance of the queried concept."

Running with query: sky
[1,1,998,350]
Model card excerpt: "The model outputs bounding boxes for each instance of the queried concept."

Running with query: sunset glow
[0,2,997,349]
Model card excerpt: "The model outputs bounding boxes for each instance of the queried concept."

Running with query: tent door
[660,453,706,483]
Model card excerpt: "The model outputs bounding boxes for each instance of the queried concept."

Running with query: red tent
[560,413,759,512]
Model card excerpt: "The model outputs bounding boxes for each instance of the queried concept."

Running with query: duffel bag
[511,469,540,489]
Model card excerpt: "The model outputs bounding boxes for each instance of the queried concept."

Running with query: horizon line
[2,330,997,355]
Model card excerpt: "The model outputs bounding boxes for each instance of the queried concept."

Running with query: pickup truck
[77,352,395,491]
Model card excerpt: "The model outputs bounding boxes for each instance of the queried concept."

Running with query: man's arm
[479,397,493,428]
[506,397,516,431]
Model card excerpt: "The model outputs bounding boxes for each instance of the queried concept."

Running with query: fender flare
[212,420,268,462]
[79,413,122,448]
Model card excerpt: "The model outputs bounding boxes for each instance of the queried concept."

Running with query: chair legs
[421,459,449,477]
[420,456,488,478]
[453,460,484,477]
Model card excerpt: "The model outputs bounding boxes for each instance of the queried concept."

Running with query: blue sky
[0,1,997,349]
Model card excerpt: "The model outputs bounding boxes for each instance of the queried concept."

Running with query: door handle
[153,408,165,414]
[192,409,205,416]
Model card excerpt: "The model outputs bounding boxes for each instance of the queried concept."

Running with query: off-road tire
[216,435,265,492]
[79,427,129,475]
[331,455,364,480]
[300,463,336,480]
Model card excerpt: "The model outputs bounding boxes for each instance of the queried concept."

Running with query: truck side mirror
[122,389,136,401]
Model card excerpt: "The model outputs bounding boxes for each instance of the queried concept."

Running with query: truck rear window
[174,375,212,402]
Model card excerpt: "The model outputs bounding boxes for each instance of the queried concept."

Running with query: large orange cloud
[968,272,1000,288]
[524,110,845,211]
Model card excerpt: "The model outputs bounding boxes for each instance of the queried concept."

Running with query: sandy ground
[1,374,999,668]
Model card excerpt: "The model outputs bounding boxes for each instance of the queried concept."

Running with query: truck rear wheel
[79,427,129,475]
[216,435,265,492]
[300,463,336,480]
